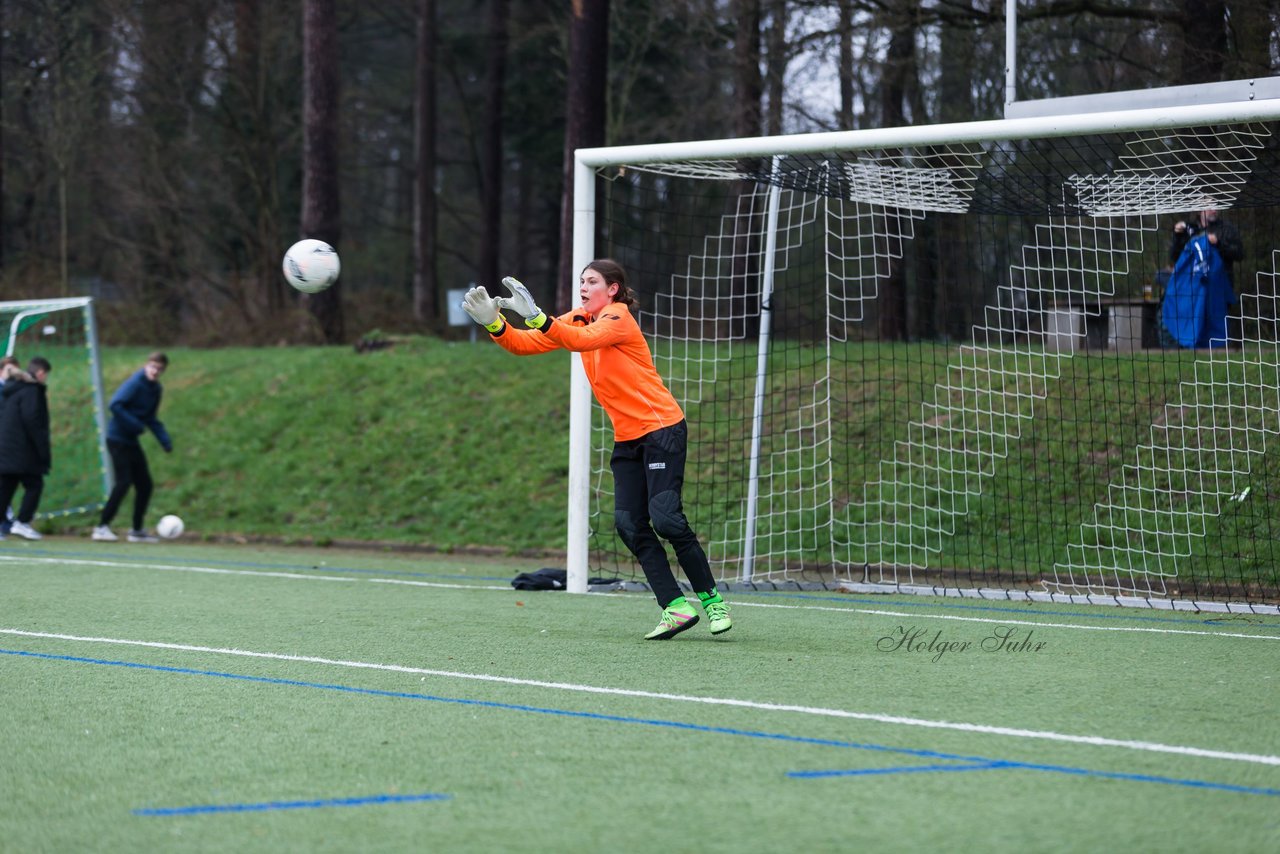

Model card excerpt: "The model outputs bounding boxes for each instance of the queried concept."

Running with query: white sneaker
[128,529,159,543]
[10,520,42,540]
[92,525,119,542]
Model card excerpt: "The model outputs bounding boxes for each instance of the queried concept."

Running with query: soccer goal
[565,99,1280,613]
[0,298,110,520]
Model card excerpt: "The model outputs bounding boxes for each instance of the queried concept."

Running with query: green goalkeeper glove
[461,286,505,333]
[497,276,548,329]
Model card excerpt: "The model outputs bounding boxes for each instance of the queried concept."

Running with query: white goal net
[568,101,1280,610]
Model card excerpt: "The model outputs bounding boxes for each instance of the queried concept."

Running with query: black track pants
[610,421,716,608]
[100,440,153,531]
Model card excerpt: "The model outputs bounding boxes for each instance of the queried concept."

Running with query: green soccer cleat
[703,598,732,635]
[643,599,700,640]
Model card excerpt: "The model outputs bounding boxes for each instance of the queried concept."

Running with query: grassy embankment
[47,340,574,552]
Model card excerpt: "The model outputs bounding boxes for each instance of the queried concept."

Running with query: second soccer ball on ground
[156,515,184,539]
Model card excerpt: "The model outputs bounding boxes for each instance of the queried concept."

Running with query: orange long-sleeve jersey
[489,303,684,441]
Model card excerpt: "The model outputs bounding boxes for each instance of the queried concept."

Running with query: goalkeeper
[461,260,731,640]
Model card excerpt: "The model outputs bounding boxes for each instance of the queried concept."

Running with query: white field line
[1,554,1275,642]
[2,627,1279,769]
[0,554,508,591]
[734,602,1280,642]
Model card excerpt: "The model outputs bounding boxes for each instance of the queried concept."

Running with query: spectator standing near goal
[0,357,53,540]
[461,260,732,640]
[92,352,172,543]
[0,355,21,536]
[1169,208,1244,290]
[1163,208,1245,348]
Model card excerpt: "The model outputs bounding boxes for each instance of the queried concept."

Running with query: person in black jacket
[92,352,172,543]
[0,357,52,541]
[0,355,19,536]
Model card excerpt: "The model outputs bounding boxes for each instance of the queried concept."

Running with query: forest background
[0,0,1274,346]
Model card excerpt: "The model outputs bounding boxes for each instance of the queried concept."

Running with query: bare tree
[837,0,855,130]
[3,0,1249,349]
[0,0,5,275]
[236,0,286,318]
[1177,0,1228,83]
[1225,0,1273,79]
[763,0,788,136]
[938,0,976,123]
[734,0,762,141]
[477,0,508,296]
[301,0,344,342]
[413,0,439,327]
[124,0,212,339]
[230,0,289,319]
[731,0,764,338]
[555,0,609,313]
[876,2,919,341]
[932,0,978,340]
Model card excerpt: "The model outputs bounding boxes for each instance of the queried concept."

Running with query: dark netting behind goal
[584,122,1280,607]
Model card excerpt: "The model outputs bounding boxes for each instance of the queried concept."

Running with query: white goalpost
[0,297,111,520]
[566,98,1280,613]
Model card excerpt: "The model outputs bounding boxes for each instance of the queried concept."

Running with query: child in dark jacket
[0,357,52,540]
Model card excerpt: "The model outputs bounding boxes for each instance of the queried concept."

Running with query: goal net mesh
[583,121,1280,605]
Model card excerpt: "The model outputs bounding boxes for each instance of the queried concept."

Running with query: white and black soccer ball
[282,239,341,294]
[156,514,185,540]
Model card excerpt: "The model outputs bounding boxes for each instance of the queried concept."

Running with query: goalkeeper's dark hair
[27,356,51,375]
[585,258,637,307]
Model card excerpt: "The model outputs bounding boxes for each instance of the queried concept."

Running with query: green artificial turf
[1,541,1277,852]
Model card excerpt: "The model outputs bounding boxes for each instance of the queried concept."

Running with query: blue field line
[4,646,1278,799]
[739,590,1280,632]
[134,791,451,817]
[789,760,1008,779]
[979,759,1280,796]
[3,546,510,582]
[790,758,1280,796]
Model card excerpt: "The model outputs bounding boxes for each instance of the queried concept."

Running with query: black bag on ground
[510,568,622,590]
[511,568,567,590]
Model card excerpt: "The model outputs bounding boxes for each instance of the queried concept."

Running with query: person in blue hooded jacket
[1162,208,1244,349]
[92,352,172,543]
[1162,231,1236,349]
[1169,208,1243,291]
